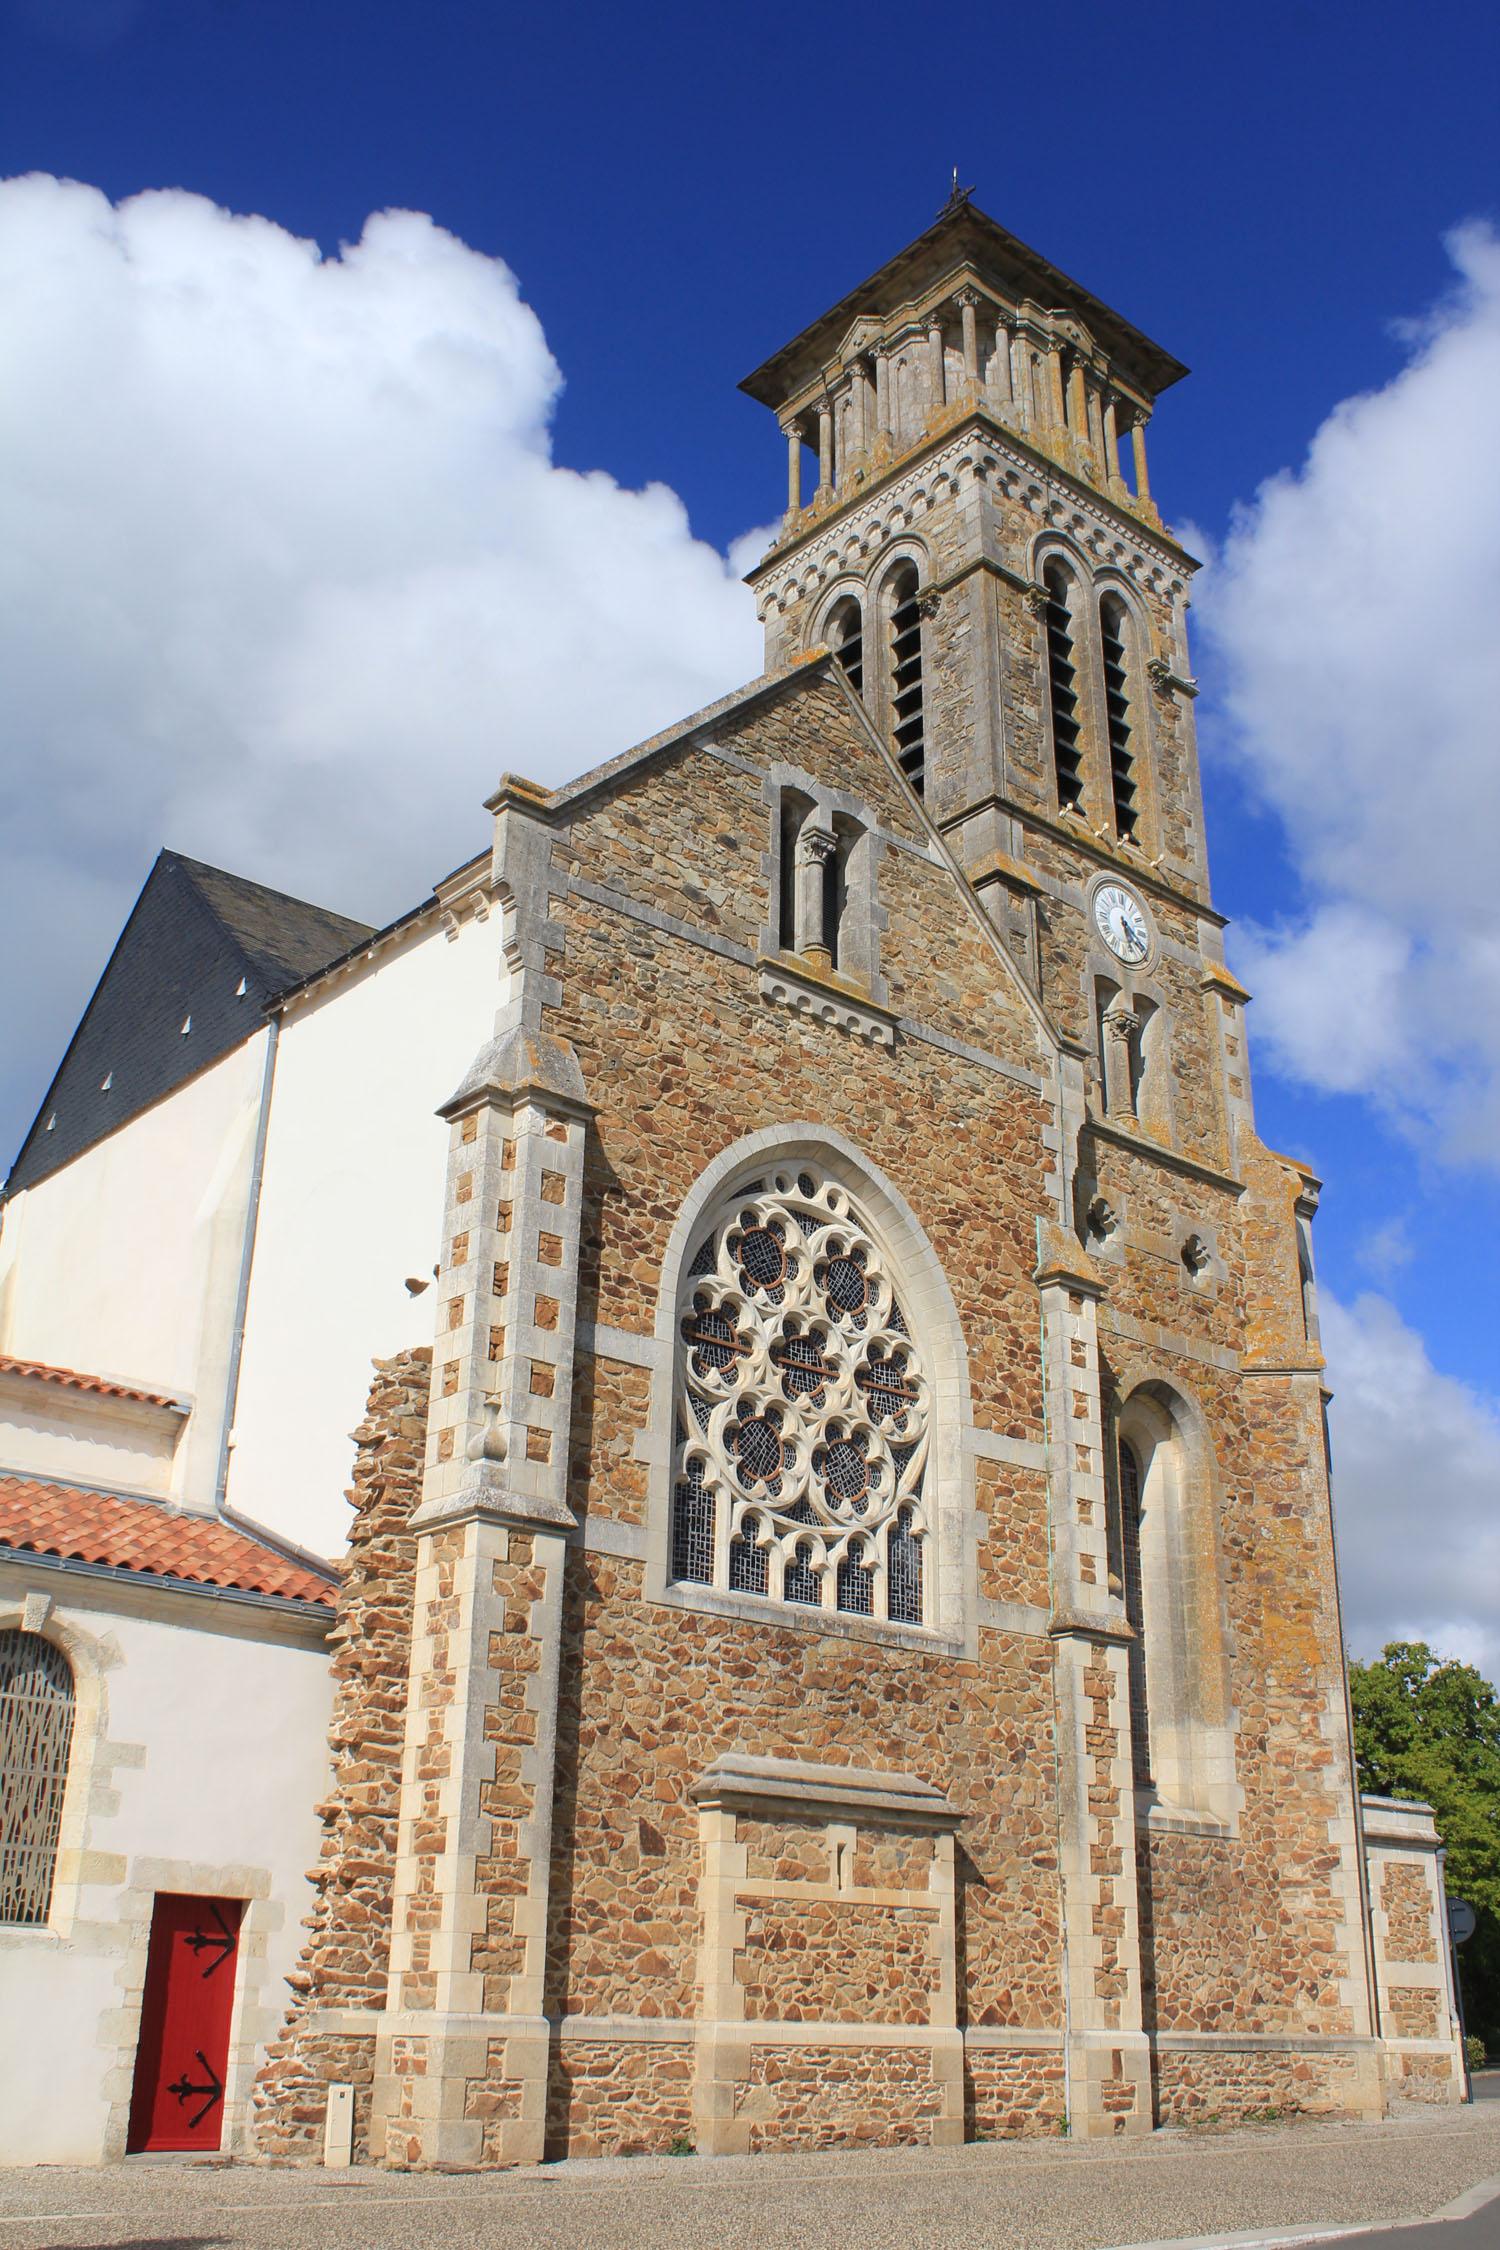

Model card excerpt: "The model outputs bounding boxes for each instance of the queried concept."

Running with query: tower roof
[740,197,1187,415]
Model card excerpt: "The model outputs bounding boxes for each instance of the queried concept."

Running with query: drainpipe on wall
[214,1014,279,1513]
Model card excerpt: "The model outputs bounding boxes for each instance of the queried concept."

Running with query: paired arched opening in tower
[1108,1380,1234,1828]
[1037,545,1155,843]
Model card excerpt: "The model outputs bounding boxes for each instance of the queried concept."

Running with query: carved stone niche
[688,1754,965,2155]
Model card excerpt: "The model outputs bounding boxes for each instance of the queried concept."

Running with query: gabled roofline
[485,657,833,825]
[484,642,1066,1070]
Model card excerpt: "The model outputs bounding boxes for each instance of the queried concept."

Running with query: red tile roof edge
[0,1475,340,1608]
[0,1356,189,1413]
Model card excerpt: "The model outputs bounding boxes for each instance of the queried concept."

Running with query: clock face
[1094,885,1150,964]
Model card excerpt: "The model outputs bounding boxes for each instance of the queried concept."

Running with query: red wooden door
[126,1894,243,2153]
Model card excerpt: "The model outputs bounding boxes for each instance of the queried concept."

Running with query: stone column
[927,313,946,414]
[784,423,801,517]
[1067,359,1089,443]
[957,289,979,395]
[847,362,868,462]
[1035,1223,1150,2138]
[371,787,592,2169]
[1102,1006,1139,1119]
[874,344,892,448]
[817,401,833,497]
[796,819,837,967]
[988,315,1014,414]
[1132,418,1151,501]
[1047,344,1068,430]
[1102,396,1121,486]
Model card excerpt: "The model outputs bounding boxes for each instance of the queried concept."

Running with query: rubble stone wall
[253,1348,429,2160]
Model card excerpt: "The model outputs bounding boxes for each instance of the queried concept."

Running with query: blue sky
[2,0,1497,1654]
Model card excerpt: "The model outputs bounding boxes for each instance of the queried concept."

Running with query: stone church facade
[0,197,1463,2165]
[248,201,1462,2156]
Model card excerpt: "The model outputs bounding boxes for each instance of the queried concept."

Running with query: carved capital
[797,822,838,866]
[1103,1008,1140,1045]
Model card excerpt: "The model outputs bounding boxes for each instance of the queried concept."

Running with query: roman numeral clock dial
[1094,884,1151,964]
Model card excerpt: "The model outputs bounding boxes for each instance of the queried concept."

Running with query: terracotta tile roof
[0,1356,188,1412]
[0,1477,339,1607]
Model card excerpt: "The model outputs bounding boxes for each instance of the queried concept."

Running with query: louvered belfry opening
[0,1629,76,1926]
[828,596,864,695]
[1101,600,1138,840]
[1118,1443,1151,1783]
[1044,564,1084,812]
[888,566,926,794]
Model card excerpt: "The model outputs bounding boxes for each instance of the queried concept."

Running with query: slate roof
[6,851,374,1199]
[0,1356,188,1412]
[0,1475,340,1607]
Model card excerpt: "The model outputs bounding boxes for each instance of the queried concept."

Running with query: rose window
[671,1164,930,1625]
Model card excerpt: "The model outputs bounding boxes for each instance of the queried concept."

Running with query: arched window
[1043,564,1084,812]
[826,596,863,695]
[1099,597,1138,840]
[887,565,925,794]
[1113,1388,1234,1825]
[670,1160,932,1627]
[1117,1442,1151,1783]
[0,1630,76,1926]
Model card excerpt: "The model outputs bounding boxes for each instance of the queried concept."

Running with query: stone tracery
[670,1162,929,1625]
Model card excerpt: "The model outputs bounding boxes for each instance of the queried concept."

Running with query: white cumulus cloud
[0,175,766,1158]
[1323,1289,1500,1682]
[1199,223,1500,1166]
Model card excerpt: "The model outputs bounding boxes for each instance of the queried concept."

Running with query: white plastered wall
[0,1575,333,2166]
[224,908,505,1557]
[0,1036,272,1511]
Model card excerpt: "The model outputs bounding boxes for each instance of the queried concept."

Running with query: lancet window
[0,1630,75,1926]
[827,596,864,695]
[1044,563,1084,812]
[671,1163,930,1627]
[1100,598,1138,841]
[887,565,926,795]
[1117,1441,1152,1783]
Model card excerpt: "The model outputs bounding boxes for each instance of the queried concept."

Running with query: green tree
[1349,1641,1500,2053]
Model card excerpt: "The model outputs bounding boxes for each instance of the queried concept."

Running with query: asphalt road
[3,2105,1500,2250]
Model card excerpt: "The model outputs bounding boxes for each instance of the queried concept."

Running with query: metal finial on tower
[939,169,975,217]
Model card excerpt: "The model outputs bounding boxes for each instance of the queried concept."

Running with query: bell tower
[740,191,1237,1163]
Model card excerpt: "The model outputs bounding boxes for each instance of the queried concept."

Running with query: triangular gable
[530,654,1062,1077]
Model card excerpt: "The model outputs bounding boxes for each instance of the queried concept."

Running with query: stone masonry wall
[1154,2046,1368,2125]
[736,1899,940,2024]
[739,2044,943,2150]
[964,2047,1067,2139]
[254,1348,429,2160]
[1381,1863,1438,1963]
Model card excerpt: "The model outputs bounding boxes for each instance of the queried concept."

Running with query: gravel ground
[3,2106,1500,2250]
